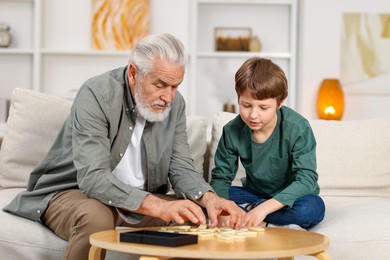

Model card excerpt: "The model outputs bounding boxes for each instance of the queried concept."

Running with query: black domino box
[119,230,198,247]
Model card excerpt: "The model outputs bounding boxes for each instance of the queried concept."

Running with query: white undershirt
[113,115,147,189]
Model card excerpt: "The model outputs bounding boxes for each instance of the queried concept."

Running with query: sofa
[1,88,390,260]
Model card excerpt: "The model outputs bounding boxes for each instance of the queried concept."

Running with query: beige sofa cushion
[186,116,208,176]
[0,88,208,188]
[311,118,390,197]
[0,88,72,188]
[310,196,390,259]
[209,112,390,197]
[209,112,244,185]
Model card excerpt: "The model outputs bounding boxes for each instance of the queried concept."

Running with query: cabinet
[188,0,298,123]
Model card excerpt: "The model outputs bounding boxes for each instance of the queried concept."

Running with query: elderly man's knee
[74,199,117,232]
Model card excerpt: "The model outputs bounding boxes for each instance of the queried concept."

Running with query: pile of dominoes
[159,224,265,241]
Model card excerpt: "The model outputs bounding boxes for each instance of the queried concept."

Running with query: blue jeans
[229,186,325,229]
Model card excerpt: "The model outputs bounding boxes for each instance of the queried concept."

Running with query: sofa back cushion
[0,88,208,189]
[0,88,72,188]
[186,116,208,177]
[209,112,245,185]
[311,118,390,197]
[209,112,390,198]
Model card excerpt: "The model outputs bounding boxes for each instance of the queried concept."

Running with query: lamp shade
[316,79,345,120]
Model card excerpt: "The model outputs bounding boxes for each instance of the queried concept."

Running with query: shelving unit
[0,0,193,123]
[0,0,32,122]
[188,0,298,123]
[0,0,131,122]
[0,0,298,124]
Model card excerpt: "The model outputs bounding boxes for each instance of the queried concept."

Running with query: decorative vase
[0,23,12,48]
[249,36,261,52]
[223,103,235,113]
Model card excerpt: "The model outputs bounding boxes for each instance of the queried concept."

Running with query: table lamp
[316,78,344,120]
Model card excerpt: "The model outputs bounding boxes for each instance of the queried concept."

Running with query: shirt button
[129,126,133,131]
[126,108,130,112]
[120,153,123,157]
[37,210,41,214]
[108,200,112,205]
[198,191,202,195]
[194,195,199,199]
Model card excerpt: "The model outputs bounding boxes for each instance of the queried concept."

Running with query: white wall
[150,0,191,103]
[298,0,390,120]
[2,0,389,122]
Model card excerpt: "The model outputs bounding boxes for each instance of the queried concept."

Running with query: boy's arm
[273,122,319,207]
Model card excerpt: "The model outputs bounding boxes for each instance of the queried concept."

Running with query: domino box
[119,230,198,247]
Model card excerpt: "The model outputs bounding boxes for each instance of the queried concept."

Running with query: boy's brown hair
[235,57,288,105]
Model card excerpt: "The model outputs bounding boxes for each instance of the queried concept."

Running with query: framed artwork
[340,13,390,85]
[91,0,150,50]
[214,27,252,51]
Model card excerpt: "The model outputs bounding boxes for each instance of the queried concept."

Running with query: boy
[210,57,325,229]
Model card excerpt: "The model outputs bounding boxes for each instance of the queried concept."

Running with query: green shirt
[210,106,319,207]
[4,66,212,223]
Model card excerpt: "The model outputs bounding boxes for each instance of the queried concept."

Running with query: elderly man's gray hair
[128,33,187,79]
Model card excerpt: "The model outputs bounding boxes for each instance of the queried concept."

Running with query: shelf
[197,52,292,59]
[40,49,131,57]
[189,0,298,123]
[0,0,33,2]
[198,0,294,5]
[0,48,34,54]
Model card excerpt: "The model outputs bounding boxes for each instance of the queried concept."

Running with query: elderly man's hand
[198,192,245,229]
[137,194,207,225]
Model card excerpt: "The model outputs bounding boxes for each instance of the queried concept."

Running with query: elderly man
[4,33,244,260]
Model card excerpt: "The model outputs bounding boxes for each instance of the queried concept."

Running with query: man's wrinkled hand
[137,195,207,225]
[199,192,245,229]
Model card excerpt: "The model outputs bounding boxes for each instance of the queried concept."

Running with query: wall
[2,0,389,122]
[298,0,390,120]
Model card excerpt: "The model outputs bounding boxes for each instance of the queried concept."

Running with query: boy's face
[238,91,283,133]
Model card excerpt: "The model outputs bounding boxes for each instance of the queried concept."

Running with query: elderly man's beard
[133,83,171,122]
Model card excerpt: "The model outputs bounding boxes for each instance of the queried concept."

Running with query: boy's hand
[243,207,267,227]
[243,198,284,227]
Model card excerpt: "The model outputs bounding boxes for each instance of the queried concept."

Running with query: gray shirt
[4,66,212,223]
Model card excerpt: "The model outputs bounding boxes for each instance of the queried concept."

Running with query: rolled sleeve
[167,99,213,200]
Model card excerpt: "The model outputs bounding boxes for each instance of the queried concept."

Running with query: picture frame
[214,27,252,51]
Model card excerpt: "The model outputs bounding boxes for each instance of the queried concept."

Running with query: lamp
[316,79,345,120]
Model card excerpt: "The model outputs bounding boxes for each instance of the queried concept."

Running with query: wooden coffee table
[89,227,330,260]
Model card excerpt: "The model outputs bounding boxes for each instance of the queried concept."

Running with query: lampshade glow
[316,79,345,120]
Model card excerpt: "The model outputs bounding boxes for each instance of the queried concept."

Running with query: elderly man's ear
[128,64,138,85]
